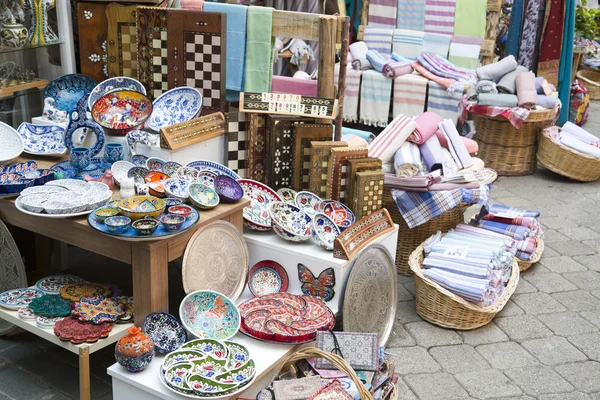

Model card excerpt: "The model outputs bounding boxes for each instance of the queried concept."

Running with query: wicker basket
[471,108,556,176]
[517,237,544,272]
[408,244,520,330]
[537,132,600,182]
[577,69,600,100]
[383,190,466,276]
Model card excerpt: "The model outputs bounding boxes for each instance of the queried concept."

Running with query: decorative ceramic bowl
[118,195,166,221]
[163,161,182,177]
[276,188,297,204]
[181,339,228,359]
[176,167,199,183]
[146,87,203,132]
[142,312,188,354]
[104,216,131,234]
[91,90,152,135]
[213,175,243,203]
[111,160,134,186]
[93,206,119,223]
[17,123,67,156]
[237,179,282,231]
[164,198,183,208]
[318,200,356,230]
[188,356,228,379]
[168,205,194,219]
[311,213,341,251]
[132,218,160,235]
[247,260,289,297]
[159,213,185,231]
[43,74,98,112]
[179,290,240,340]
[269,202,312,242]
[106,200,120,209]
[146,157,166,172]
[88,76,146,110]
[127,166,150,186]
[188,183,219,210]
[145,171,169,198]
[224,341,250,370]
[164,178,190,202]
[22,169,55,186]
[294,191,322,218]
[131,154,149,167]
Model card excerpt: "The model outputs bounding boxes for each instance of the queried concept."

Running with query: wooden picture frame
[136,6,169,101]
[292,124,333,191]
[345,157,383,208]
[159,112,225,150]
[77,2,109,82]
[352,171,384,219]
[247,113,267,183]
[333,208,395,260]
[106,4,138,78]
[326,147,369,202]
[308,141,348,198]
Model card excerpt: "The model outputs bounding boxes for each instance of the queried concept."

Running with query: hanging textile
[558,0,575,125]
[424,0,456,36]
[537,0,566,86]
[517,0,545,71]
[505,0,525,58]
[368,0,398,27]
[453,0,486,37]
[396,0,426,31]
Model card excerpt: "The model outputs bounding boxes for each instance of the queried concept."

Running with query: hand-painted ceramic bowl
[276,188,297,204]
[146,87,203,132]
[106,200,120,209]
[164,178,190,202]
[93,206,119,223]
[168,205,194,219]
[294,191,322,218]
[311,213,341,251]
[88,76,146,110]
[186,374,239,396]
[224,341,250,370]
[179,290,240,340]
[188,183,219,210]
[214,359,255,385]
[91,90,152,136]
[164,198,183,208]
[146,157,166,172]
[118,195,167,221]
[175,167,199,183]
[104,216,131,234]
[164,363,195,393]
[159,213,186,231]
[318,200,356,230]
[269,202,312,242]
[213,175,243,203]
[188,355,227,379]
[145,171,169,198]
[237,179,282,231]
[132,218,160,235]
[163,161,182,177]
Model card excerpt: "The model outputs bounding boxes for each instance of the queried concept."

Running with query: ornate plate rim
[88,76,147,111]
[184,160,240,181]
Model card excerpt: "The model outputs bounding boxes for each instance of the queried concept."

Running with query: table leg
[131,241,169,324]
[79,346,91,400]
[228,209,244,232]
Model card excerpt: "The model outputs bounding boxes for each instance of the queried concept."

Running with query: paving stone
[552,291,600,312]
[403,280,416,297]
[555,362,600,393]
[582,240,600,253]
[511,292,567,315]
[454,369,522,399]
[522,272,578,293]
[541,216,579,230]
[563,271,600,290]
[548,241,596,257]
[42,363,111,400]
[404,373,469,400]
[386,346,441,375]
[393,379,417,400]
[568,333,600,361]
[513,278,538,295]
[593,290,600,300]
[539,393,591,400]
[540,256,588,273]
[476,342,538,370]
[404,322,462,348]
[495,315,553,342]
[559,227,600,241]
[397,282,414,301]
[537,312,598,336]
[386,324,417,348]
[429,344,489,374]
[395,301,422,324]
[544,229,571,243]
[0,364,52,399]
[0,342,75,379]
[459,322,509,346]
[573,255,600,271]
[540,246,561,258]
[521,337,587,366]
[581,312,600,329]
[505,365,574,396]
[591,393,600,400]
[497,300,525,317]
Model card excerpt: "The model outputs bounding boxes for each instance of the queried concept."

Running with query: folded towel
[394,141,423,177]
[453,0,487,37]
[560,134,600,159]
[535,77,555,95]
[396,0,426,30]
[429,181,480,190]
[423,268,500,306]
[423,257,504,285]
[477,93,518,107]
[349,41,369,60]
[484,215,541,234]
[448,35,483,70]
[419,53,478,84]
[515,237,538,254]
[393,73,427,119]
[366,50,387,72]
[496,65,529,93]
[271,76,317,96]
[441,147,459,176]
[562,122,600,145]
[410,111,443,144]
[435,128,479,153]
[392,29,424,60]
[359,70,393,127]
[412,62,456,89]
[466,86,478,101]
[488,204,540,218]
[334,64,361,123]
[364,26,394,57]
[476,80,498,94]
[352,58,372,71]
[369,114,417,162]
[244,6,274,92]
[422,32,451,57]
[477,55,518,81]
[517,251,534,261]
[427,82,462,125]
[424,0,456,36]
[455,224,514,241]
[478,220,532,240]
[384,171,441,189]
[382,60,413,78]
[537,94,558,109]
[438,118,473,168]
[516,71,537,109]
[424,230,442,253]
[340,126,376,143]
[341,134,368,148]
[419,134,444,171]
[369,0,398,27]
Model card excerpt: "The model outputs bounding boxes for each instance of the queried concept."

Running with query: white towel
[560,134,600,158]
[438,118,473,168]
[334,63,361,123]
[562,122,600,146]
[364,26,394,57]
[368,114,417,163]
[349,41,369,60]
[393,73,427,118]
[392,29,424,60]
[360,70,393,127]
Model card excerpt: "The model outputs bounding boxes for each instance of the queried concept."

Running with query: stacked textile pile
[421,224,515,306]
[543,122,600,159]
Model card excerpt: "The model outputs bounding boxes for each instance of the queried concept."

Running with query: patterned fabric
[422,32,452,57]
[419,53,477,83]
[368,0,398,27]
[366,50,387,72]
[488,204,541,218]
[334,64,361,123]
[396,0,426,30]
[394,142,424,177]
[422,268,501,306]
[363,26,394,57]
[478,220,532,240]
[448,35,482,70]
[244,6,274,92]
[459,98,531,129]
[359,70,393,127]
[368,114,417,162]
[424,0,456,35]
[393,73,427,118]
[427,82,462,125]
[517,0,544,71]
[505,0,525,58]
[392,29,424,60]
[537,0,566,86]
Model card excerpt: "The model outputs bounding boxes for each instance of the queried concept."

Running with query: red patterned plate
[54,317,113,344]
[247,261,289,297]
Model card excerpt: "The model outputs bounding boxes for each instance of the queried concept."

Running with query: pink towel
[412,62,456,89]
[271,76,318,97]
[409,111,443,144]
[516,71,537,109]
[382,61,413,78]
[369,114,417,163]
[180,0,204,9]
[435,129,478,153]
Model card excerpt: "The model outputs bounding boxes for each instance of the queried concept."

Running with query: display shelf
[0,79,48,100]
[0,41,63,56]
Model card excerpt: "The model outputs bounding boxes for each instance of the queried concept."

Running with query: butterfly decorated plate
[298,263,335,302]
[147,87,203,132]
[17,123,67,156]
[237,179,282,231]
[35,275,85,294]
[142,312,188,354]
[88,77,147,110]
[0,288,43,310]
[179,290,240,340]
[247,260,289,297]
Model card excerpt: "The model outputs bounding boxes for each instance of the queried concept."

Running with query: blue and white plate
[184,160,240,188]
[49,157,112,180]
[43,74,98,112]
[17,123,67,156]
[142,312,187,354]
[131,154,149,168]
[146,87,202,132]
[0,288,43,310]
[88,77,146,110]
[35,275,85,294]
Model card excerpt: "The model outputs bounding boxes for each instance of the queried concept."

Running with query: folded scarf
[537,94,558,109]
[496,66,529,94]
[488,204,540,218]
[476,80,498,94]
[368,113,417,162]
[478,220,532,240]
[366,49,387,72]
[477,93,519,108]
[448,35,483,70]
[392,29,424,60]
[359,70,393,127]
[384,171,440,188]
[429,181,480,190]
[476,55,518,81]
[396,0,426,31]
[394,141,423,177]
[427,82,462,125]
[368,0,398,27]
[423,268,501,306]
[517,251,534,261]
[515,237,538,254]
[535,77,556,95]
[435,128,479,153]
[438,119,473,168]
[560,134,600,159]
[516,71,537,109]
[412,62,456,88]
[382,61,413,78]
[483,215,541,234]
[244,6,274,92]
[419,134,443,171]
[410,111,442,144]
[364,26,394,57]
[423,257,505,286]
[422,32,451,57]
[352,58,372,71]
[562,122,600,146]
[334,64,360,123]
[424,0,456,35]
[393,73,427,119]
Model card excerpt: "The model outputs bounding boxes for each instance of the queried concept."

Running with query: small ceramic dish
[106,200,120,209]
[162,350,205,372]
[176,167,199,183]
[93,206,119,223]
[142,312,188,354]
[318,200,356,230]
[294,191,322,218]
[214,359,255,385]
[213,175,243,203]
[269,202,313,242]
[276,188,298,204]
[311,213,341,251]
[91,90,152,136]
[164,198,183,207]
[181,339,229,359]
[168,205,194,219]
[132,217,160,235]
[145,171,169,198]
[163,161,182,177]
[146,157,166,172]
[186,374,238,396]
[159,213,186,231]
[104,216,131,234]
[224,341,250,370]
[131,154,149,167]
[188,183,219,210]
[247,260,289,297]
[111,160,134,186]
[118,195,167,221]
[163,178,190,202]
[164,363,195,393]
[21,169,55,186]
[188,356,228,379]
[127,166,150,186]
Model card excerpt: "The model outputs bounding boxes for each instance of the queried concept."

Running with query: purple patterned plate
[213,175,243,203]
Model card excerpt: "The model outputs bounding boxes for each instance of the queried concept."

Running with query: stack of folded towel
[544,123,600,159]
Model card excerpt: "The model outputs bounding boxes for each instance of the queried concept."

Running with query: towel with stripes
[422,32,452,57]
[396,0,426,30]
[359,70,393,127]
[393,73,428,118]
[427,81,462,125]
[368,0,398,27]
[392,29,424,60]
[334,63,361,123]
[363,26,394,57]
[448,35,482,70]
[424,0,457,35]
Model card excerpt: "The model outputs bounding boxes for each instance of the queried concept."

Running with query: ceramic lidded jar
[0,18,27,48]
[115,326,155,372]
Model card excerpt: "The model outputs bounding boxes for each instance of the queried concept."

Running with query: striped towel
[517,251,534,261]
[488,204,540,218]
[382,60,413,78]
[394,141,424,177]
[448,35,482,70]
[334,64,361,123]
[423,268,501,306]
[483,215,541,235]
[422,32,452,57]
[244,6,274,92]
[424,0,457,35]
[392,29,424,60]
[438,118,473,168]
[364,26,394,57]
[396,0,426,30]
[419,53,477,84]
[423,257,506,286]
[393,73,428,118]
[359,70,393,128]
[515,237,538,254]
[419,134,443,171]
[369,114,417,162]
[478,220,533,240]
[368,0,398,27]
[427,81,462,125]
[366,50,387,72]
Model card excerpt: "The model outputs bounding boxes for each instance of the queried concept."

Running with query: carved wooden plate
[0,220,27,335]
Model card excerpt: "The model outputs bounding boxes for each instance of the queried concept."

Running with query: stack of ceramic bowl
[0,161,56,196]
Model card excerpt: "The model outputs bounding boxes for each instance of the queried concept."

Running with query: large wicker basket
[537,132,600,182]
[517,238,544,272]
[471,108,556,176]
[576,69,600,100]
[408,244,520,330]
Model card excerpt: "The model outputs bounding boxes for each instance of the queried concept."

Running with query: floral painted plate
[237,179,282,231]
[54,317,113,344]
[142,312,187,354]
[127,166,150,186]
[59,283,111,302]
[179,290,240,340]
[29,294,73,317]
[131,154,149,167]
[35,275,85,294]
[91,90,152,134]
[318,200,356,230]
[18,307,36,320]
[294,191,321,218]
[146,87,203,132]
[269,202,312,242]
[43,74,98,112]
[36,316,65,329]
[0,288,43,310]
[16,123,67,156]
[181,338,228,360]
[72,295,124,324]
[311,213,341,251]
[163,161,182,177]
[88,77,146,110]
[223,341,250,370]
[247,260,289,297]
[146,157,166,172]
[276,188,297,204]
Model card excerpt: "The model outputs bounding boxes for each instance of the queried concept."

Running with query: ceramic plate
[131,154,149,167]
[163,161,182,177]
[15,197,96,219]
[294,191,321,218]
[146,157,166,172]
[18,307,35,320]
[142,312,187,354]
[247,260,289,297]
[49,157,112,181]
[91,90,152,133]
[179,290,240,340]
[237,179,282,231]
[0,220,28,334]
[43,74,98,112]
[17,123,67,156]
[72,295,124,324]
[0,288,43,310]
[0,121,24,164]
[185,161,240,179]
[147,87,203,131]
[182,221,248,301]
[127,166,150,185]
[35,275,85,294]
[88,77,147,110]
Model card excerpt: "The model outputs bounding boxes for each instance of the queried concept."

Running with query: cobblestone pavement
[1,104,600,399]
